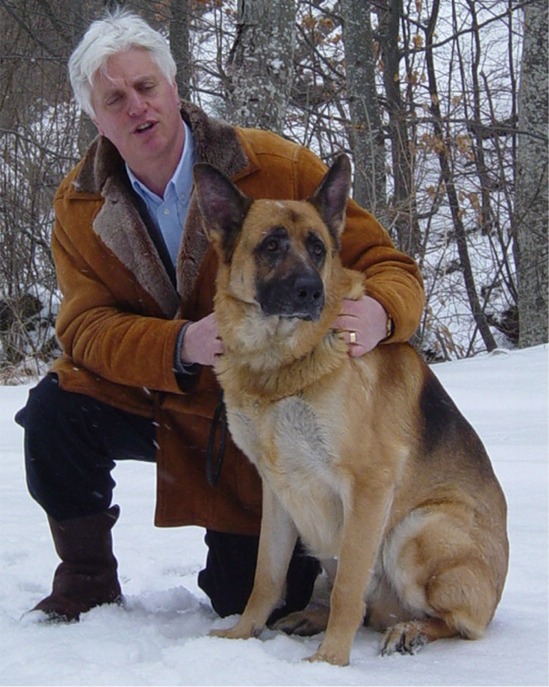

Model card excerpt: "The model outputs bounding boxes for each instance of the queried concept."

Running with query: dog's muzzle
[258,271,325,321]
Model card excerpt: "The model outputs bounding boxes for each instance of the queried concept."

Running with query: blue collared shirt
[126,120,195,265]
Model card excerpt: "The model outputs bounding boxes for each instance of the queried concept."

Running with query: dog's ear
[193,163,252,261]
[308,154,351,246]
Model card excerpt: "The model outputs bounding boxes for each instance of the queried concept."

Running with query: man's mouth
[134,121,155,134]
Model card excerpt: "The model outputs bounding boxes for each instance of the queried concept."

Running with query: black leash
[206,391,228,486]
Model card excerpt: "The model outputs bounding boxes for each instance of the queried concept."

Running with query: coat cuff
[174,322,201,376]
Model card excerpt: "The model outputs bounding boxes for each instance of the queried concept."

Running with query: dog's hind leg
[379,558,493,655]
[272,558,336,636]
[380,508,503,655]
[210,485,298,640]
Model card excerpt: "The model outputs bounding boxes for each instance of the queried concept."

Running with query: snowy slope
[0,346,547,686]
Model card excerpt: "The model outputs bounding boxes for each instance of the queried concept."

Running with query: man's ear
[193,162,252,262]
[308,154,351,247]
[91,117,103,135]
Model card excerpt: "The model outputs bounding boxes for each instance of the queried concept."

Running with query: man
[16,8,424,623]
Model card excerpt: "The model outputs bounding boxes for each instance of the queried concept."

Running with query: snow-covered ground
[0,345,547,686]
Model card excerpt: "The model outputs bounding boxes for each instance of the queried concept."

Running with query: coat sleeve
[51,190,189,395]
[293,145,425,342]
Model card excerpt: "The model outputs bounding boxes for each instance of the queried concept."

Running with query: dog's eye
[306,234,326,263]
[265,237,281,252]
[255,227,290,267]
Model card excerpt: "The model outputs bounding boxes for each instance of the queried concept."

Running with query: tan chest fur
[226,392,348,559]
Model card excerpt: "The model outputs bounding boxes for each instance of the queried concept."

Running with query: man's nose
[127,91,147,117]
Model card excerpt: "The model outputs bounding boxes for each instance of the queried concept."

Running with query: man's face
[90,48,183,180]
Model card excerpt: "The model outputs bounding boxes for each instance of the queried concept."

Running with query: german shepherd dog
[192,155,509,666]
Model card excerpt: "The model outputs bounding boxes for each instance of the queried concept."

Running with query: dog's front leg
[210,483,298,640]
[307,484,393,666]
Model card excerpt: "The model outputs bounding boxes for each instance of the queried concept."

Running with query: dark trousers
[15,374,320,619]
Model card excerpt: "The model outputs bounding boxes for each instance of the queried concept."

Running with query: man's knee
[15,374,119,520]
[15,374,64,430]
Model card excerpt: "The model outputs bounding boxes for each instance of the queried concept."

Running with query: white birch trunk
[515,1,548,347]
[226,0,296,133]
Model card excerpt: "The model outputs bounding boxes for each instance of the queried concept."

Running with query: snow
[0,345,547,686]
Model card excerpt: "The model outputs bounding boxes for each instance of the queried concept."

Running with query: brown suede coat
[50,101,424,535]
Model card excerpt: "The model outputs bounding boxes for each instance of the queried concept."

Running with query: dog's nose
[294,275,323,306]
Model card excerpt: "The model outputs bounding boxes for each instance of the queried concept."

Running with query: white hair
[68,7,177,117]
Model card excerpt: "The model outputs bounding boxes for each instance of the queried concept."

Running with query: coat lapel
[75,136,179,317]
[177,102,251,303]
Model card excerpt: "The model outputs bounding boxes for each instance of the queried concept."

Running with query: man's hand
[180,313,224,367]
[332,295,390,357]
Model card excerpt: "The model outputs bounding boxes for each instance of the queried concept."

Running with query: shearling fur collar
[73,102,250,315]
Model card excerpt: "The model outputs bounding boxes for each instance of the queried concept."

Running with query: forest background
[0,0,547,381]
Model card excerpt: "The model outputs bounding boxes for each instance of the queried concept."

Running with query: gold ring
[349,331,357,344]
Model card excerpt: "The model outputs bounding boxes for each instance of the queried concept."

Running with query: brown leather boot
[32,505,122,622]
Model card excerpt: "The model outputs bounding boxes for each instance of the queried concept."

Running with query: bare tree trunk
[68,0,102,153]
[375,0,420,256]
[514,0,548,347]
[170,0,191,102]
[341,0,386,216]
[225,0,296,133]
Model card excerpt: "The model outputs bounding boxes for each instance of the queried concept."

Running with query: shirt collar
[126,119,195,203]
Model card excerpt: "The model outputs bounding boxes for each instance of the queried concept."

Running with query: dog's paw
[209,627,239,639]
[209,623,261,640]
[272,604,330,637]
[305,644,350,667]
[380,621,428,656]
